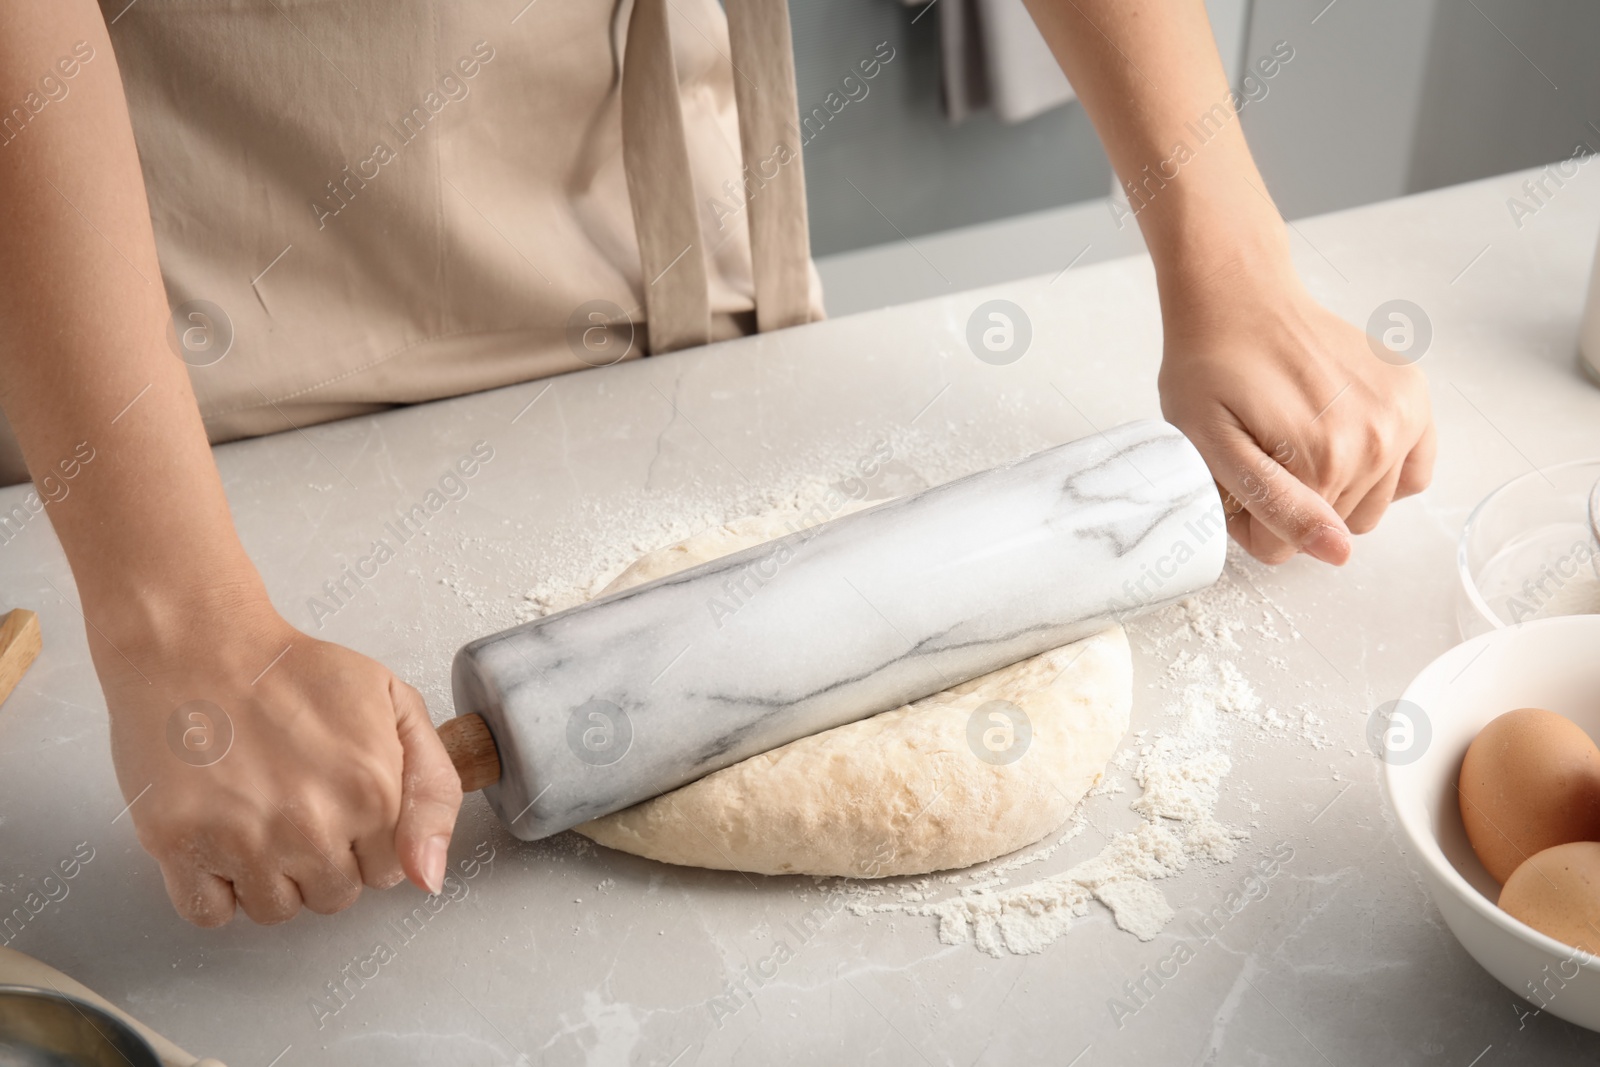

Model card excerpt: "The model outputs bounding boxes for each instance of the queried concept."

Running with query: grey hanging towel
[918,0,1077,124]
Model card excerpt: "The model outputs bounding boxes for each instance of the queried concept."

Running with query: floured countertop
[3,165,1600,1064]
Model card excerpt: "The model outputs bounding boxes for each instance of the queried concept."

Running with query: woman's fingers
[1202,420,1352,566]
[290,844,365,915]
[355,830,407,890]
[391,680,464,895]
[158,863,236,928]
[231,869,303,926]
[1217,481,1295,564]
[157,812,372,925]
[1344,461,1405,536]
[1395,419,1437,500]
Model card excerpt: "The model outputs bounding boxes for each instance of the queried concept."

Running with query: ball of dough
[574,510,1132,878]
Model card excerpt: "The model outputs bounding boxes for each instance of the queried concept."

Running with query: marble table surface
[3,162,1600,1066]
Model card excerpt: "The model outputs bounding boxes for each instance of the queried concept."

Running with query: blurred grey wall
[794,0,1600,260]
[1407,0,1600,192]
[1238,0,1438,219]
[788,0,1113,257]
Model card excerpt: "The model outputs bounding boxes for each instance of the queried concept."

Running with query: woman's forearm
[1023,0,1434,567]
[0,1,263,644]
[1022,0,1293,294]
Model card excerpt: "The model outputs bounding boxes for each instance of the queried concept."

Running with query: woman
[0,0,1432,925]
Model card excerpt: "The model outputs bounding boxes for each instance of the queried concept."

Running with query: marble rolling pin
[439,418,1226,839]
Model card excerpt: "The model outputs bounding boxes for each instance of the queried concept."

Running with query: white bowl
[1384,615,1600,1029]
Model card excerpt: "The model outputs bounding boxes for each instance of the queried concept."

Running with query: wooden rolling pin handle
[438,713,502,792]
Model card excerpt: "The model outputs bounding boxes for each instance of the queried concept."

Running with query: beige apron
[0,0,822,485]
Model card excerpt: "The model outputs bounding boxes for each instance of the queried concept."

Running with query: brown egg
[1459,707,1600,884]
[1499,841,1600,955]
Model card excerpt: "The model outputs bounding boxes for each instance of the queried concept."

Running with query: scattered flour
[843,555,1326,957]
[853,822,1190,954]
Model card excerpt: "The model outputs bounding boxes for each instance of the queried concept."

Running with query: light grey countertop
[3,163,1600,1066]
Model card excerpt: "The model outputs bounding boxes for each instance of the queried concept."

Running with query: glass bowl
[1457,458,1600,638]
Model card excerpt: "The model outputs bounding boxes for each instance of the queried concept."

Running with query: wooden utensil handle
[438,713,502,792]
[0,608,41,709]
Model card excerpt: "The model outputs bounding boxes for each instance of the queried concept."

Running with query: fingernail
[1302,523,1351,565]
[423,835,449,895]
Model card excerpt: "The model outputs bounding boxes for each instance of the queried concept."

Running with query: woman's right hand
[94,590,463,926]
[1157,258,1435,564]
[1,3,457,928]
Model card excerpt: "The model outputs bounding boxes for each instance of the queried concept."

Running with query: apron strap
[724,0,814,333]
[622,0,712,354]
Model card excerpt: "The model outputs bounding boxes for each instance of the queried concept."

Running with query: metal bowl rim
[0,982,161,1063]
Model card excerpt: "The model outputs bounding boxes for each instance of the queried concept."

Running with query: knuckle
[1396,462,1432,497]
[347,755,403,818]
[354,838,406,890]
[243,888,302,926]
[1360,417,1395,461]
[178,900,233,929]
[273,798,331,847]
[146,809,259,872]
[1249,536,1297,565]
[368,866,407,891]
[1235,454,1287,507]
[253,903,301,926]
[307,882,363,916]
[294,825,349,869]
[133,817,181,860]
[231,820,275,864]
[1301,437,1336,488]
[163,876,234,928]
[133,795,205,851]
[1257,532,1299,562]
[1347,508,1383,535]
[411,760,465,808]
[1319,439,1363,491]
